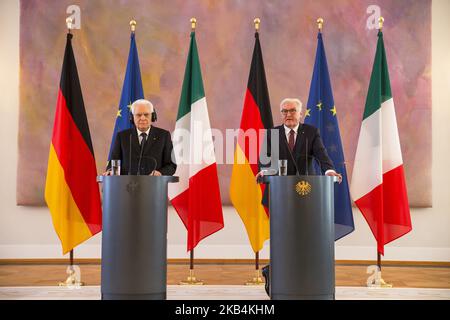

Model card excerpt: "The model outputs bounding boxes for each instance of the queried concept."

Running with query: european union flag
[305,32,355,240]
[107,32,144,161]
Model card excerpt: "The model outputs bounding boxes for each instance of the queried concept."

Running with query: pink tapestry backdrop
[18,0,431,206]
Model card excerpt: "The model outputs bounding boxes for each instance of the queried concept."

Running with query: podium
[99,175,178,300]
[263,175,335,300]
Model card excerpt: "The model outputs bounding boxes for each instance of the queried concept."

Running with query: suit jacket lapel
[278,126,288,157]
[143,126,157,154]
[293,124,304,159]
[130,129,141,156]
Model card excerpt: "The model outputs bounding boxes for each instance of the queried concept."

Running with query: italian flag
[168,31,224,251]
[351,31,412,255]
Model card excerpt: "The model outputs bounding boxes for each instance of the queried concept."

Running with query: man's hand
[151,170,162,176]
[102,170,112,176]
[255,170,266,184]
[326,171,342,183]
[256,170,265,179]
[256,169,278,183]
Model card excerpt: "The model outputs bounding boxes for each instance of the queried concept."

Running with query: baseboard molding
[1,258,449,267]
[0,244,449,262]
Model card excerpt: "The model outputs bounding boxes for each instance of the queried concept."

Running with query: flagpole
[377,251,381,270]
[360,17,392,288]
[370,16,392,289]
[56,17,83,287]
[178,18,204,286]
[59,17,75,288]
[243,18,265,286]
[376,19,390,290]
[180,248,204,285]
[246,251,264,285]
[59,249,84,286]
[375,250,392,287]
[65,18,74,284]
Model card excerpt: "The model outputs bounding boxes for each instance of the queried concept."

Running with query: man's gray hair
[130,99,154,115]
[280,98,303,112]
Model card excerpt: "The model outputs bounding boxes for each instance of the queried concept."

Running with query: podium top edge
[96,175,179,183]
[261,175,335,184]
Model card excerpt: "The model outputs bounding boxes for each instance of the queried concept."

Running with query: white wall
[1,0,449,261]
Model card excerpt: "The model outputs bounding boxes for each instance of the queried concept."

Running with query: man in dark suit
[258,98,342,296]
[105,99,176,176]
[259,98,341,178]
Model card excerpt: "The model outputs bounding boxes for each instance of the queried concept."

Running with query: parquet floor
[0,263,449,288]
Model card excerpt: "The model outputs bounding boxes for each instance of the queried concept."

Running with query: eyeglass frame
[280,108,298,115]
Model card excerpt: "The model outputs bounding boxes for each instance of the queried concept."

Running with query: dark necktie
[288,129,295,152]
[137,132,147,175]
[140,132,147,148]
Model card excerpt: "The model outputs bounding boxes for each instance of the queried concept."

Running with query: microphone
[137,134,146,175]
[283,131,300,176]
[149,156,157,175]
[298,153,327,176]
[129,133,132,175]
[305,137,308,176]
[312,155,322,174]
[298,125,323,175]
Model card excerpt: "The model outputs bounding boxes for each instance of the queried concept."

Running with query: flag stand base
[377,278,393,288]
[179,269,204,285]
[58,266,84,287]
[368,274,393,288]
[245,270,265,285]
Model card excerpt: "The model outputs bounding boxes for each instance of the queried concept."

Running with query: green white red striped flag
[168,30,224,251]
[351,31,412,255]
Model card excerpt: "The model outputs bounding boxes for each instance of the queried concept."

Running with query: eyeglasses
[280,108,297,115]
[134,113,150,118]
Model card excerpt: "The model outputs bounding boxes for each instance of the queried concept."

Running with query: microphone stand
[129,133,132,175]
[149,156,157,175]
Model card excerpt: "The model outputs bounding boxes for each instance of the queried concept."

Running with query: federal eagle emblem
[126,181,139,193]
[295,181,311,196]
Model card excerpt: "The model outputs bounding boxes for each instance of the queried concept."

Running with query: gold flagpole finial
[254,18,261,32]
[190,18,197,31]
[130,20,137,32]
[317,18,324,32]
[378,17,384,30]
[66,17,73,33]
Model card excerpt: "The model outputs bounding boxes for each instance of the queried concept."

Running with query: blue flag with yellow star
[305,32,354,240]
[107,32,144,161]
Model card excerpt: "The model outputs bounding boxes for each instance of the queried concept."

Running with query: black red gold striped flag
[45,33,102,254]
[230,31,273,253]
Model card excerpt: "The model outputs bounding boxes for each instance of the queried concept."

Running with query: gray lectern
[99,175,178,300]
[263,175,335,300]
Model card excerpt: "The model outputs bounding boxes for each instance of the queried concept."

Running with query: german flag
[45,33,102,254]
[230,31,273,253]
